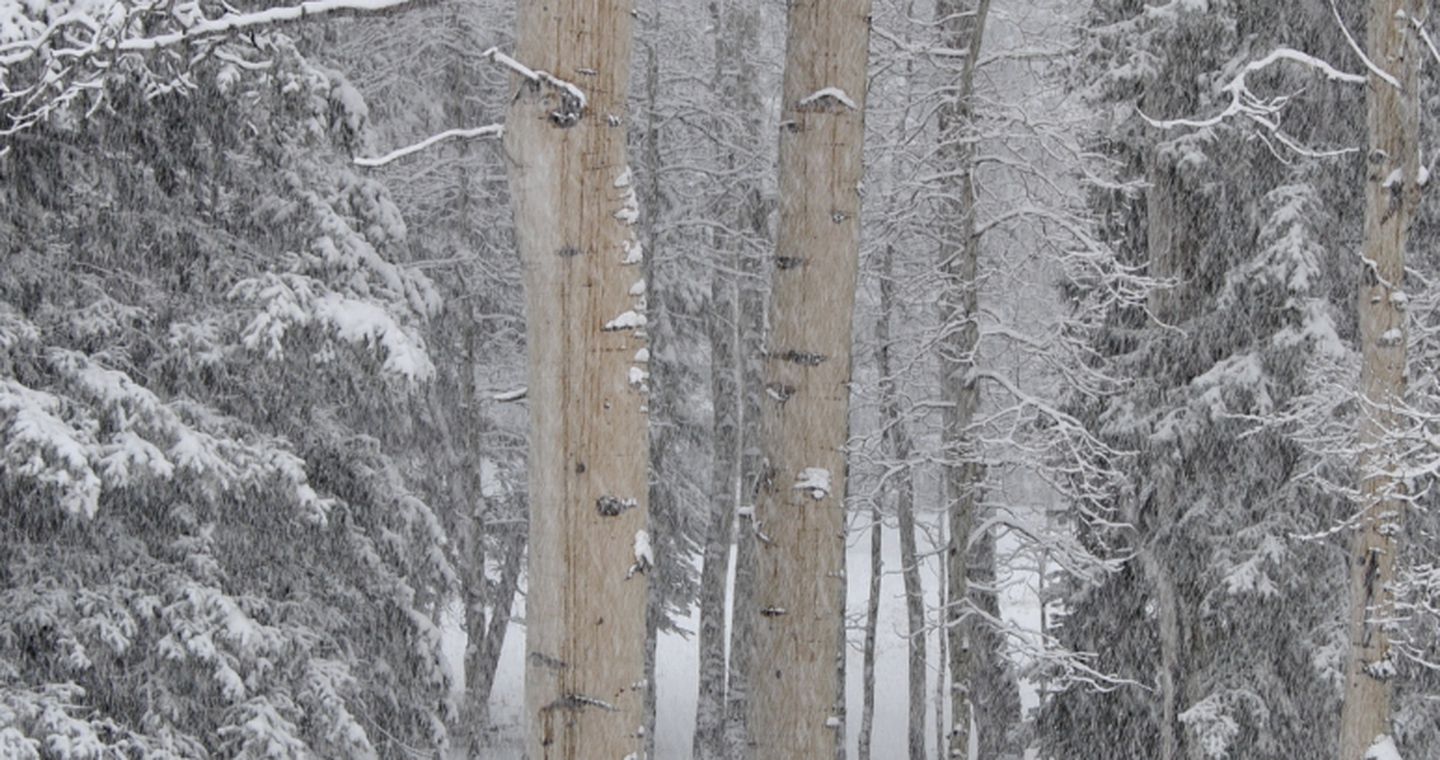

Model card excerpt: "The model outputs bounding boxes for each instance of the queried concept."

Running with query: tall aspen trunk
[504,3,648,758]
[1339,0,1420,756]
[746,0,872,757]
[934,1,990,756]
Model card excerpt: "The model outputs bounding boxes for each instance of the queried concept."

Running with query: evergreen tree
[0,35,458,756]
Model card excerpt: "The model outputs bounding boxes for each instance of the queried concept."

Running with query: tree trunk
[467,529,525,734]
[697,3,770,758]
[935,523,948,759]
[639,4,666,756]
[725,516,759,759]
[879,240,927,760]
[504,2,648,757]
[858,502,883,760]
[695,5,740,756]
[970,528,1019,758]
[896,463,926,760]
[1136,473,1184,760]
[696,242,740,758]
[1140,34,1200,760]
[746,0,872,757]
[1339,0,1420,756]
[934,1,990,757]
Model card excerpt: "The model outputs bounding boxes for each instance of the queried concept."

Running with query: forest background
[2,0,1440,759]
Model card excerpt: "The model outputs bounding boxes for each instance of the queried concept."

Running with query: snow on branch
[0,1,585,143]
[1140,47,1366,156]
[354,124,503,167]
[0,0,417,65]
[479,46,586,111]
[1408,12,1440,67]
[0,0,421,138]
[1328,0,1400,90]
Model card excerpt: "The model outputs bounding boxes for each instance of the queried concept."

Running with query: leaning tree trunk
[504,2,649,757]
[745,0,872,757]
[1339,0,1420,757]
[934,0,990,757]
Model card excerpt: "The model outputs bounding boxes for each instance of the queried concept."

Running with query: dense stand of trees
[3,1,1440,759]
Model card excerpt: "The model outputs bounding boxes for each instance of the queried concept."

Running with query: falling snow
[3,0,1437,759]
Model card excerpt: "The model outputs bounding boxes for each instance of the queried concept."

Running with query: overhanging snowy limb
[1140,47,1367,157]
[0,1,584,143]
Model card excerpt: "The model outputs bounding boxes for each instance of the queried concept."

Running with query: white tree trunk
[1339,0,1420,756]
[504,2,648,757]
[746,0,872,757]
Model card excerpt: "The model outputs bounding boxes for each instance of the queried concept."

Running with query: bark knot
[775,349,828,366]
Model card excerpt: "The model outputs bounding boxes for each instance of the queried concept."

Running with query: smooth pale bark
[934,0,990,756]
[1339,1,1420,756]
[504,2,648,757]
[746,1,872,757]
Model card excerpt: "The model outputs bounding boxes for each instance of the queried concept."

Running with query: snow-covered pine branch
[0,1,585,146]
